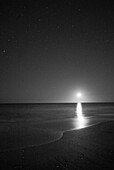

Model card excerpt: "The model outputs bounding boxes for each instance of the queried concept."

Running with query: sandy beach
[0,120,114,170]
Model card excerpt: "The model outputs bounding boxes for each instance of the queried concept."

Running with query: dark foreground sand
[0,121,114,170]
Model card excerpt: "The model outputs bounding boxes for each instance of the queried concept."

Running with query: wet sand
[0,121,114,170]
[0,116,99,152]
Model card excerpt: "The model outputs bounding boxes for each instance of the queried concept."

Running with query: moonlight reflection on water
[76,102,83,117]
[73,102,89,129]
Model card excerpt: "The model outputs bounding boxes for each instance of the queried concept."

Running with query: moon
[77,92,82,98]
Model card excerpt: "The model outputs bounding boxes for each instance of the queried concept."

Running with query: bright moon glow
[77,92,82,98]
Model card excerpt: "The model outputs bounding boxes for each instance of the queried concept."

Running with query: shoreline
[0,120,114,169]
[0,119,106,153]
[0,119,112,153]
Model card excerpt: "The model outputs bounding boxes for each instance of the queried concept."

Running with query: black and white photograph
[0,0,114,169]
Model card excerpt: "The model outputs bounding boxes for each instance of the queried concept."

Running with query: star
[2,49,6,53]
[71,24,75,28]
[57,25,60,29]
[38,18,41,22]
[105,39,110,43]
[8,39,11,42]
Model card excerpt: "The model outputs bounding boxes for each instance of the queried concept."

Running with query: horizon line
[0,101,114,104]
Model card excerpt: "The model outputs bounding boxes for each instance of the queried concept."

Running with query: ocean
[0,103,114,152]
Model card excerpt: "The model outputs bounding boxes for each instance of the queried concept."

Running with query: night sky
[0,0,114,103]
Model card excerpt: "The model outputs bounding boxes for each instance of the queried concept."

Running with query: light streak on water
[73,102,89,129]
[76,102,83,118]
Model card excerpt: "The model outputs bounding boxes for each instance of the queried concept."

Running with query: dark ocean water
[0,103,114,152]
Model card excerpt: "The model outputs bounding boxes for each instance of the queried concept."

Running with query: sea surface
[0,103,114,152]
